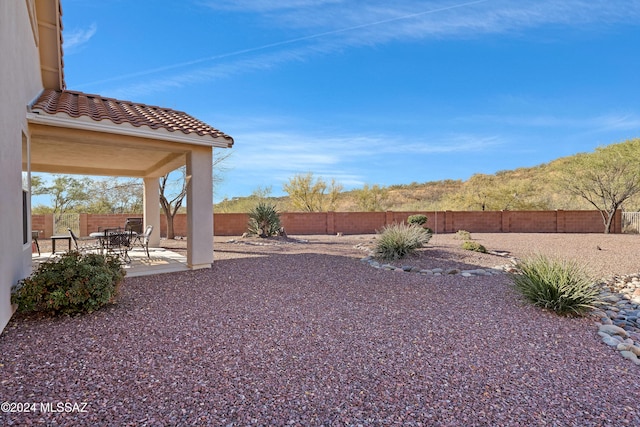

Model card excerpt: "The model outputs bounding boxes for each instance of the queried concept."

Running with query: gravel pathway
[1,233,640,426]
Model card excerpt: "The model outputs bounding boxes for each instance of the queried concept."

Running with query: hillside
[215,145,640,213]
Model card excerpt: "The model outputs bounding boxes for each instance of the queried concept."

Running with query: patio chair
[124,218,143,234]
[68,228,102,254]
[103,228,132,263]
[133,225,153,258]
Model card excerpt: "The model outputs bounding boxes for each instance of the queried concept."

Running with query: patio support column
[143,177,161,247]
[186,148,213,269]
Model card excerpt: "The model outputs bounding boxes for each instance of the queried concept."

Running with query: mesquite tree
[559,138,640,233]
[160,151,231,239]
[282,172,342,212]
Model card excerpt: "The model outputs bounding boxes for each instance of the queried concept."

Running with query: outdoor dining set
[46,218,153,263]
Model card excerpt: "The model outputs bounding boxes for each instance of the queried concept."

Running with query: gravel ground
[2,233,640,426]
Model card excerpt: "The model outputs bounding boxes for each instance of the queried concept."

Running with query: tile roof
[31,89,234,145]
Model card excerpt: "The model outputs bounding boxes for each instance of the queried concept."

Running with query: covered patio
[32,244,190,277]
[27,89,233,273]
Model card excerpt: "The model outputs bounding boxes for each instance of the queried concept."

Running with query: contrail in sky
[77,0,490,88]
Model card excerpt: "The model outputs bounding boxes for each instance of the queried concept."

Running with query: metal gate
[53,213,80,236]
[622,212,640,233]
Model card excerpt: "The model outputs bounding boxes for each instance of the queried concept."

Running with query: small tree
[327,178,343,211]
[558,139,640,233]
[31,174,91,222]
[85,178,143,213]
[159,169,187,240]
[160,151,231,239]
[283,172,341,212]
[355,184,388,211]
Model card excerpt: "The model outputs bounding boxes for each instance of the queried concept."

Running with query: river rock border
[356,244,517,277]
[359,255,514,277]
[592,274,640,365]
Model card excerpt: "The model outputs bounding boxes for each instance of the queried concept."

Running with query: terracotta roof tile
[31,89,234,145]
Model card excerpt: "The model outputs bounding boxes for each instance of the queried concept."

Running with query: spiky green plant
[511,255,601,316]
[462,240,487,253]
[374,223,432,260]
[247,202,281,238]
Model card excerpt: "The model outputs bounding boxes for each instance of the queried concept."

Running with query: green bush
[462,240,487,253]
[511,255,600,316]
[454,230,471,240]
[407,214,428,226]
[248,202,281,237]
[11,252,124,315]
[374,223,432,260]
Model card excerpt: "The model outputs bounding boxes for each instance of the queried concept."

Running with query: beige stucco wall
[0,1,45,332]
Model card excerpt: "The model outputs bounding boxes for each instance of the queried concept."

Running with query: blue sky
[58,0,640,202]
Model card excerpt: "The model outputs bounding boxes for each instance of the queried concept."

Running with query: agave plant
[247,202,281,238]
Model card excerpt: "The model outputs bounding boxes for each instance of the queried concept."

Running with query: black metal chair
[68,228,102,254]
[103,228,133,263]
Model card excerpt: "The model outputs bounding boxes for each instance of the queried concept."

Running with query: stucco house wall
[0,1,46,331]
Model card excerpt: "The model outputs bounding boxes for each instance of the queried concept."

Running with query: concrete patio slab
[31,247,189,278]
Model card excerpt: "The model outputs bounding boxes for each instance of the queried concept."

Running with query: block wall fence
[32,210,621,238]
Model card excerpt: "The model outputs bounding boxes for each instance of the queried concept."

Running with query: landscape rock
[598,324,628,337]
[619,351,640,365]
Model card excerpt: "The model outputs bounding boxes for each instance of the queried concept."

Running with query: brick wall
[333,212,386,234]
[214,213,249,236]
[31,210,620,238]
[85,214,135,235]
[31,214,47,235]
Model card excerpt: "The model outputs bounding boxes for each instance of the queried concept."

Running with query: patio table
[50,234,72,253]
[89,229,136,263]
[90,230,137,243]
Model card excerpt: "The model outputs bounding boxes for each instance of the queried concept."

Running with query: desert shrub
[374,223,432,260]
[462,240,487,253]
[248,202,281,237]
[454,230,471,240]
[511,255,600,316]
[11,252,124,315]
[407,214,428,226]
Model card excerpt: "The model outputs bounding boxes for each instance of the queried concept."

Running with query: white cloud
[457,113,640,132]
[225,129,502,177]
[201,0,640,45]
[214,128,505,197]
[63,23,97,54]
[595,114,640,132]
[396,135,503,154]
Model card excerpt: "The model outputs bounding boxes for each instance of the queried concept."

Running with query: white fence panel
[622,212,640,233]
[54,213,80,236]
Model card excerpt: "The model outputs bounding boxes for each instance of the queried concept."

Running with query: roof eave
[35,0,64,90]
[26,111,234,148]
